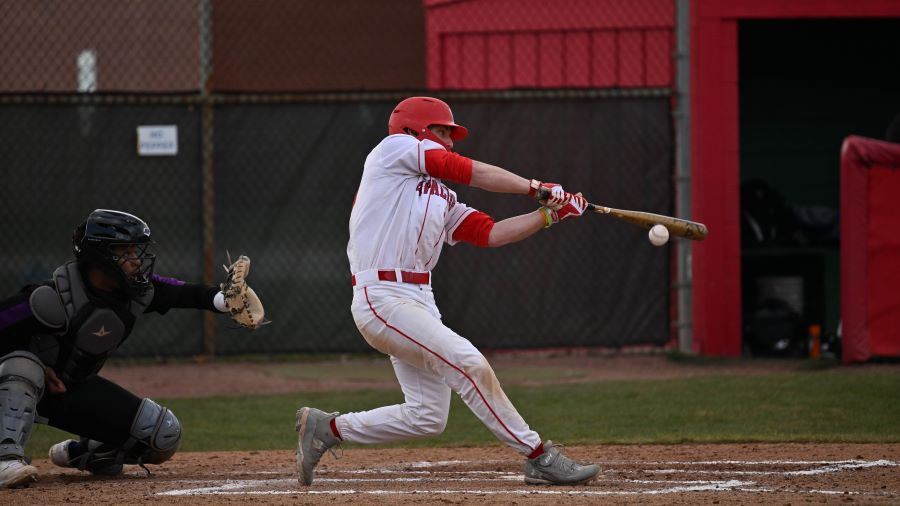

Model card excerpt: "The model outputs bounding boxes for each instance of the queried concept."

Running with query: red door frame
[690,0,900,356]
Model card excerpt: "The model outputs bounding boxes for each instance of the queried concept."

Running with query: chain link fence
[1,0,676,357]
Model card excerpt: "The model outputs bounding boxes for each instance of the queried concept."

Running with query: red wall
[691,0,900,356]
[424,0,674,89]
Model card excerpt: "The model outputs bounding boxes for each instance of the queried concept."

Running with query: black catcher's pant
[37,375,143,447]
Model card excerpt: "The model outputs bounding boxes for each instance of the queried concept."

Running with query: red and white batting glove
[540,192,589,227]
[528,179,567,211]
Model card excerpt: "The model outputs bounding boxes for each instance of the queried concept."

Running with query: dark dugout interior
[739,18,900,357]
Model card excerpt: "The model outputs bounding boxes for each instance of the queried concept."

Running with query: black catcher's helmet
[73,209,156,296]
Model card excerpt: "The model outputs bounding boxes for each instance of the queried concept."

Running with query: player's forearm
[469,160,531,194]
[487,210,546,247]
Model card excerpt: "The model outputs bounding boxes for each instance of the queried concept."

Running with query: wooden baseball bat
[536,188,709,241]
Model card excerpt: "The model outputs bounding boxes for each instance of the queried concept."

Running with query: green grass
[27,369,900,459]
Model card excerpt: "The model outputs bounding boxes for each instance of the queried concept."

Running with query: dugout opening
[737,18,900,357]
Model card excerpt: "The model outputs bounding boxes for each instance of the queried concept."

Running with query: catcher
[0,209,265,488]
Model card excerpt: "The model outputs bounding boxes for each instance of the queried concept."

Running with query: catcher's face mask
[109,242,156,293]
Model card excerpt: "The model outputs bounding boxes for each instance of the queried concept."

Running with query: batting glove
[541,192,588,226]
[528,179,567,211]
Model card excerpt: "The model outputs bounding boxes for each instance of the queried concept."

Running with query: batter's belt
[351,269,431,287]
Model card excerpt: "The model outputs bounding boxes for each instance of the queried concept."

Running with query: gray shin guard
[72,398,182,472]
[126,398,182,464]
[0,352,45,459]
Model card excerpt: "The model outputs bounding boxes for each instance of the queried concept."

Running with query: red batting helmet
[388,97,468,150]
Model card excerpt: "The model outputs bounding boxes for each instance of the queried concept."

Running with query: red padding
[840,135,900,363]
[867,167,900,358]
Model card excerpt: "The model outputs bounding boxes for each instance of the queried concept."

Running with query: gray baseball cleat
[295,407,341,486]
[524,441,600,485]
[48,439,124,476]
[0,458,38,488]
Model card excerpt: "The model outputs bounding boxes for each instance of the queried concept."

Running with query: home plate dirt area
[5,443,899,505]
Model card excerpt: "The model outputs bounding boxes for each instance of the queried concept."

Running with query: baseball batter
[296,97,599,486]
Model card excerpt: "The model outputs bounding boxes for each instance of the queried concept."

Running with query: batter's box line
[733,486,899,499]
[213,469,514,478]
[637,459,897,476]
[632,459,896,466]
[214,459,897,479]
[158,480,757,497]
[332,469,513,475]
[325,458,897,477]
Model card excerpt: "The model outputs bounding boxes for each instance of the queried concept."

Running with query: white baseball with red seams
[649,224,669,246]
[338,133,542,455]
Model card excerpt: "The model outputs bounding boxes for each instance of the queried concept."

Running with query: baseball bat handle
[534,187,708,241]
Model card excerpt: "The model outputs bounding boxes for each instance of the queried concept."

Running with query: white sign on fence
[137,125,178,156]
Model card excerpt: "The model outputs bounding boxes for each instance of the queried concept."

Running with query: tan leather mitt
[221,254,267,330]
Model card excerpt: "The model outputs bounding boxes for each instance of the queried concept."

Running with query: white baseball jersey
[347,134,476,274]
[337,133,543,456]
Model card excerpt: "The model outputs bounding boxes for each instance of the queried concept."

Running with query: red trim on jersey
[363,287,534,452]
[414,190,434,258]
[424,149,473,185]
[422,229,445,270]
[451,211,495,247]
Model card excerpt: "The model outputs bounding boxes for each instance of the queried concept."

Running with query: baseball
[649,224,669,246]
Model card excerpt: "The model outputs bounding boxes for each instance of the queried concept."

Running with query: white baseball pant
[335,274,542,455]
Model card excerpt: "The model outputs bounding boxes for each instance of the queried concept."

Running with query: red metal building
[424,0,674,90]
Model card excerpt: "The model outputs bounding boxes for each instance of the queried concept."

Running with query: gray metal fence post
[674,0,694,354]
[199,0,216,358]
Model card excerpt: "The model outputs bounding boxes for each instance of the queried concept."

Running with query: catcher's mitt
[221,254,267,329]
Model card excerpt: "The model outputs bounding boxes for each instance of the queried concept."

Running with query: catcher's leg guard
[57,398,182,474]
[0,351,46,460]
[127,397,182,464]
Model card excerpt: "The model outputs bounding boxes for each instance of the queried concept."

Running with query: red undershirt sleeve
[452,211,495,247]
[424,149,473,185]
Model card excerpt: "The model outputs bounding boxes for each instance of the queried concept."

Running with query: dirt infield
[8,444,899,504]
[6,355,899,504]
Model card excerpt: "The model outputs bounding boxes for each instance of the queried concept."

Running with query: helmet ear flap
[420,129,453,151]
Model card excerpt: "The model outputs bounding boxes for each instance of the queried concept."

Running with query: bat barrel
[605,207,708,240]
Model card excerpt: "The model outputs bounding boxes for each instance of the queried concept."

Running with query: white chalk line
[219,458,898,478]
[337,468,510,475]
[159,458,899,498]
[644,459,897,476]
[625,459,885,465]
[159,480,754,496]
[408,459,477,468]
